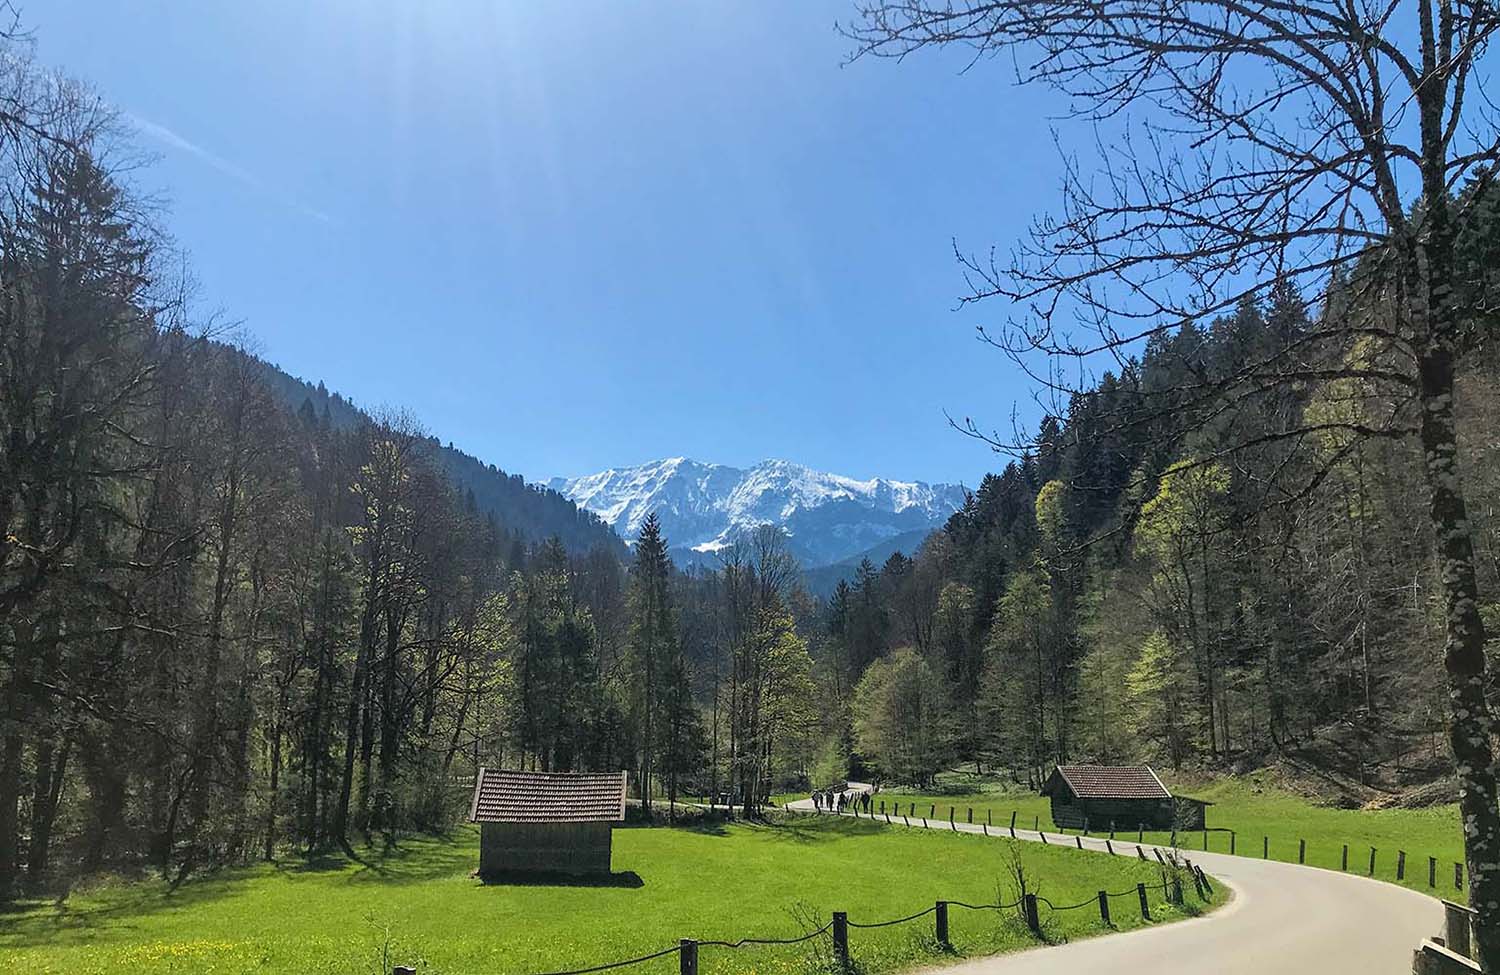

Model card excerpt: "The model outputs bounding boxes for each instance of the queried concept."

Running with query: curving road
[786,798,1440,973]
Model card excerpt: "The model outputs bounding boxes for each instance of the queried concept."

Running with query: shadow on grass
[478,870,645,889]
[0,829,482,949]
[757,816,889,843]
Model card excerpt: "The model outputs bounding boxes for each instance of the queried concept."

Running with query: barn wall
[1049,797,1086,829]
[480,822,613,876]
[1173,799,1208,830]
[1049,796,1177,830]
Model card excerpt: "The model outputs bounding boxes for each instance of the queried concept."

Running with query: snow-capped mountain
[547,458,966,569]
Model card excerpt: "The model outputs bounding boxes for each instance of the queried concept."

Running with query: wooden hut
[1041,765,1211,831]
[468,768,628,878]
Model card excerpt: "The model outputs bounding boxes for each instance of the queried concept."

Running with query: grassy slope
[0,817,1217,975]
[864,775,1463,896]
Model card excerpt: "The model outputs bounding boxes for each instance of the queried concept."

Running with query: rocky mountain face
[548,457,966,569]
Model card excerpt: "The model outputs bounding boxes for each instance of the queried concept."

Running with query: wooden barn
[1041,765,1211,831]
[468,768,628,878]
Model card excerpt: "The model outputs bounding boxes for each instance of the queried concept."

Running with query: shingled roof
[468,768,628,824]
[1045,765,1172,800]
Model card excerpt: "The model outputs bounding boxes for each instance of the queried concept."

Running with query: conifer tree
[626,514,676,812]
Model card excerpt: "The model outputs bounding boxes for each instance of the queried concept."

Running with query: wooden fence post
[1298,839,1306,864]
[1342,844,1348,871]
[1457,862,1465,890]
[1137,882,1151,920]
[1398,850,1406,881]
[935,901,949,946]
[1034,815,1040,831]
[1444,900,1475,959]
[1263,835,1268,859]
[1098,890,1112,926]
[879,800,885,816]
[1430,856,1437,888]
[1110,821,1116,839]
[1230,831,1236,855]
[1137,845,1147,861]
[987,809,993,827]
[1171,874,1183,904]
[1010,811,1017,838]
[1024,893,1041,934]
[679,940,698,975]
[1106,839,1115,855]
[930,804,936,819]
[968,807,973,824]
[1040,830,1048,844]
[833,912,849,973]
[1202,830,1208,851]
[1196,865,1213,896]
[949,808,955,830]
[1138,823,1144,843]
[1370,847,1376,876]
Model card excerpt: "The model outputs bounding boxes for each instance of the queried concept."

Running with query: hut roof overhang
[468,768,628,824]
[1042,765,1173,801]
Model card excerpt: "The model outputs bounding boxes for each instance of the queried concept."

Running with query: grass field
[0,816,1217,975]
[857,775,1463,896]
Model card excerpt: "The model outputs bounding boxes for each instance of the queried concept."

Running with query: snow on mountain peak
[546,458,967,569]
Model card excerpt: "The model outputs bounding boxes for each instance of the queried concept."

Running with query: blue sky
[29,1,1073,487]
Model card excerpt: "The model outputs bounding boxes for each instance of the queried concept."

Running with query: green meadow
[861,775,1463,896]
[0,815,1217,975]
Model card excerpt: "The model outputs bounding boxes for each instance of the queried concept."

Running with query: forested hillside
[0,52,643,895]
[827,286,1500,792]
[253,356,624,555]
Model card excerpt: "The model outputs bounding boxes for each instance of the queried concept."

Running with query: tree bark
[1418,335,1500,970]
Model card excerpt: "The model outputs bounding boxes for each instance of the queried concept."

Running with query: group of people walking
[811,788,871,814]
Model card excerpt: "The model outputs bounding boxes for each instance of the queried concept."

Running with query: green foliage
[1125,632,1190,767]
[854,648,954,784]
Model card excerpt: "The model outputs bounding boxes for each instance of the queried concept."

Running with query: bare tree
[847,0,1500,962]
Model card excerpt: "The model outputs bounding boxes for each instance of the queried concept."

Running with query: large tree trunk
[332,639,369,852]
[1418,339,1500,970]
[27,737,68,888]
[0,619,35,896]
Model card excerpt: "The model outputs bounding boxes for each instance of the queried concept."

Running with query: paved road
[785,799,1440,974]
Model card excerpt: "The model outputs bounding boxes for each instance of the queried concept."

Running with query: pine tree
[626,514,676,812]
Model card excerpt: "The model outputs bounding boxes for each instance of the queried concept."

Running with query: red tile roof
[468,768,628,824]
[1046,765,1172,800]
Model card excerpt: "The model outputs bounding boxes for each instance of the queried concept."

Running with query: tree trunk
[332,641,368,852]
[1418,341,1500,969]
[0,621,34,896]
[26,737,68,888]
[265,709,282,862]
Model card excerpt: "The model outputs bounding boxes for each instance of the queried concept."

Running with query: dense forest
[4,14,1500,926]
[829,284,1500,792]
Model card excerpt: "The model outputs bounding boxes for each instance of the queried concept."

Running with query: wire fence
[413,870,1201,975]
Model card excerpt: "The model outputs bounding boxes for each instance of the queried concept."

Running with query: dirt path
[785,799,1439,973]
